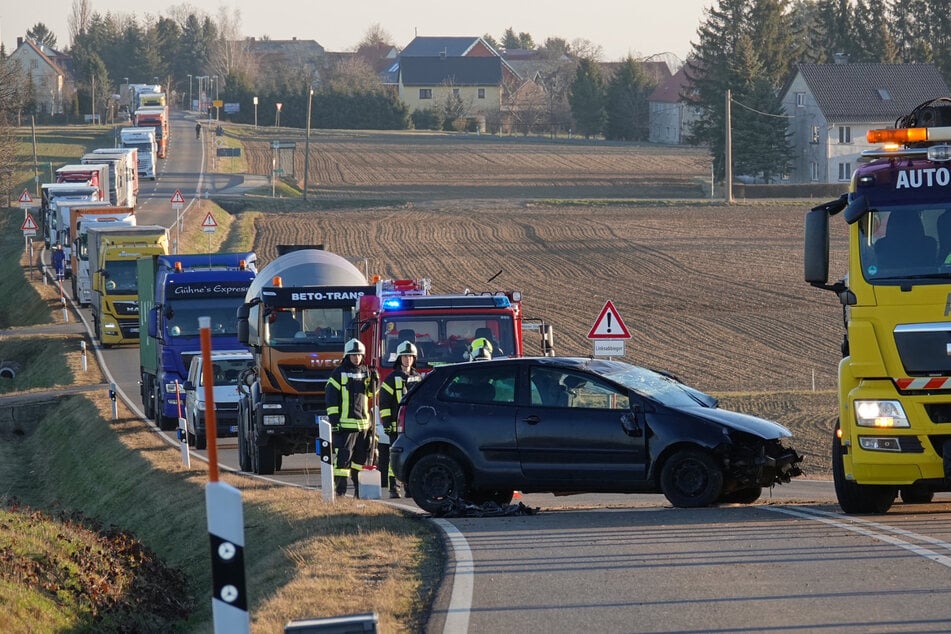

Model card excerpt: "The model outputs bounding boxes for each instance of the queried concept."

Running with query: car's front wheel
[660,448,724,508]
[408,453,469,514]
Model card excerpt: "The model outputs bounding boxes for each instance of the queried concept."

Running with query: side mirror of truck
[183,380,195,391]
[147,307,158,339]
[236,303,250,345]
[804,208,830,286]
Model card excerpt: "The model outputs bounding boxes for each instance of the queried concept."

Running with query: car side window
[559,370,630,410]
[441,365,517,405]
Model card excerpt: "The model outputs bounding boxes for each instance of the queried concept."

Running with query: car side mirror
[183,380,195,391]
[621,407,643,438]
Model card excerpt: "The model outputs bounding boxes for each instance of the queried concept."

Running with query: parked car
[390,357,803,513]
[184,350,254,450]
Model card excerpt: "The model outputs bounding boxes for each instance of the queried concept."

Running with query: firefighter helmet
[344,338,365,355]
[467,337,493,361]
[396,341,418,357]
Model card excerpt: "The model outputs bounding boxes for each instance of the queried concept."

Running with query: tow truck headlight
[854,400,910,428]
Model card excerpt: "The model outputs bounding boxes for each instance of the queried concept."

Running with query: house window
[419,89,432,100]
[796,92,805,107]
[811,126,820,143]
[838,162,852,181]
[811,162,819,181]
[478,88,485,99]
[838,126,851,144]
[30,59,38,70]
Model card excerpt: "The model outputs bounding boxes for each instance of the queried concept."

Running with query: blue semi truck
[138,252,257,430]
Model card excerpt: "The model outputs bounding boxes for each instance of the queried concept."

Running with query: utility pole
[303,87,313,200]
[725,88,734,204]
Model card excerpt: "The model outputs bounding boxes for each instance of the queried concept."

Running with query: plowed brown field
[233,130,850,477]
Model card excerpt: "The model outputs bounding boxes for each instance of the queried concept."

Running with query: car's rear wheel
[660,448,723,508]
[408,453,469,514]
[469,490,514,507]
[719,486,762,504]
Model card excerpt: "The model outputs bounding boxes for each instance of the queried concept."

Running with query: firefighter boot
[351,472,360,499]
[334,476,348,497]
[389,477,401,499]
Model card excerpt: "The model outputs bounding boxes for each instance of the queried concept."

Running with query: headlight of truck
[263,415,285,426]
[165,382,180,393]
[196,401,206,412]
[854,400,910,428]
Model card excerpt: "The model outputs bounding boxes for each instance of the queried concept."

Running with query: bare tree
[67,0,93,44]
[570,38,604,61]
[0,56,24,196]
[325,56,383,94]
[210,7,258,85]
[357,23,395,50]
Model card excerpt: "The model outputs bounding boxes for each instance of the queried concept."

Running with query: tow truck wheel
[194,431,207,451]
[832,423,896,514]
[659,448,723,508]
[899,485,934,504]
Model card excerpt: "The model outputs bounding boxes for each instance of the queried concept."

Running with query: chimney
[833,52,849,64]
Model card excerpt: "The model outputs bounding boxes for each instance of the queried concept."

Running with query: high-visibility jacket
[326,359,374,431]
[379,367,422,435]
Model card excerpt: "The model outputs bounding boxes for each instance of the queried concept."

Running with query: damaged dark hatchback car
[390,357,803,513]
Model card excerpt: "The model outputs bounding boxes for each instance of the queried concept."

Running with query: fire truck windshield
[858,206,951,281]
[380,316,516,365]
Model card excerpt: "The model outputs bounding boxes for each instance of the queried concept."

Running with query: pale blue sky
[3,1,712,63]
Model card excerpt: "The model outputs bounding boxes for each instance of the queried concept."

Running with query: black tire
[253,438,275,475]
[194,431,207,451]
[275,452,283,472]
[142,376,155,420]
[237,417,252,472]
[832,423,896,514]
[900,485,934,504]
[469,490,515,506]
[660,448,724,508]
[719,486,763,504]
[408,453,469,514]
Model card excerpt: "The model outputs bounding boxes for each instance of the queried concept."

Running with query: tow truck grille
[895,325,951,375]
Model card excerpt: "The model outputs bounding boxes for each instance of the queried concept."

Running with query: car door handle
[522,415,541,425]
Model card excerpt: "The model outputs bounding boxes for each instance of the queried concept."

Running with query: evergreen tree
[788,0,828,64]
[27,23,58,49]
[852,0,900,62]
[747,0,798,86]
[568,57,606,138]
[501,27,521,50]
[604,56,656,141]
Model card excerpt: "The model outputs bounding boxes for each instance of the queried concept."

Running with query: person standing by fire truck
[378,340,422,498]
[326,338,377,497]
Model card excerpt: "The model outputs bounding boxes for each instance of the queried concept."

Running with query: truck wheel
[408,453,469,514]
[142,376,155,419]
[660,448,723,508]
[237,422,252,472]
[832,423,896,514]
[253,439,276,475]
[195,431,207,451]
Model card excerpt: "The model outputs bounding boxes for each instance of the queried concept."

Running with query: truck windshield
[265,306,350,347]
[103,261,138,294]
[859,206,951,282]
[380,315,516,366]
[166,298,244,337]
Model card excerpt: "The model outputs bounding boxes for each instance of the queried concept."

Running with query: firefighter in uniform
[466,337,493,362]
[326,338,377,497]
[378,340,422,498]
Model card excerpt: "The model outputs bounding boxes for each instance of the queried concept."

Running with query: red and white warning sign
[587,301,631,339]
[170,189,186,205]
[21,213,38,234]
[201,211,218,232]
[18,189,34,206]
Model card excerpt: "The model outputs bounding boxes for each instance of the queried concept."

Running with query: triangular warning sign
[201,212,217,228]
[18,189,33,204]
[21,213,38,231]
[170,189,186,204]
[587,301,631,339]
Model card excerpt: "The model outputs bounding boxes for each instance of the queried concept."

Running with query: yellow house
[398,56,503,117]
[9,37,69,115]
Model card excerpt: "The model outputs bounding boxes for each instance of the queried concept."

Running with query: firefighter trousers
[333,427,371,496]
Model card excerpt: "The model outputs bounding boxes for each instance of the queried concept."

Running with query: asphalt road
[65,112,951,633]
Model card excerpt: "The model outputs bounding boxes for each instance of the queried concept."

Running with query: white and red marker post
[199,316,250,633]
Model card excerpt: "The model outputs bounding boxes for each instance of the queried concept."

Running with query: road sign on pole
[587,301,631,339]
[21,213,38,236]
[202,211,218,233]
[18,189,34,208]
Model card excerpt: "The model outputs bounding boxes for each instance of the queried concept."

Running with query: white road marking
[433,518,473,634]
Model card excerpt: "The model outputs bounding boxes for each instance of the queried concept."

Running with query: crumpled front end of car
[721,431,804,490]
